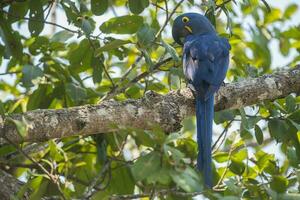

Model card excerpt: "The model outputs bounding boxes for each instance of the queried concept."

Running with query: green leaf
[131,151,161,181]
[255,150,275,173]
[270,175,288,193]
[214,152,229,163]
[282,27,300,40]
[27,84,52,110]
[264,8,281,24]
[268,119,289,142]
[164,144,185,164]
[29,36,49,55]
[0,145,16,157]
[29,177,49,200]
[8,1,28,23]
[133,129,156,147]
[285,94,296,113]
[126,85,141,98]
[51,30,73,42]
[137,25,155,48]
[91,56,104,84]
[65,83,87,103]
[91,0,108,15]
[232,148,247,162]
[288,119,300,131]
[29,0,44,36]
[161,39,180,62]
[142,49,154,69]
[255,125,264,145]
[109,166,135,194]
[0,16,23,61]
[49,140,64,161]
[68,39,91,66]
[0,101,6,117]
[147,167,172,185]
[61,0,80,25]
[128,0,149,14]
[21,64,43,88]
[100,15,143,34]
[7,117,28,139]
[164,132,181,144]
[170,167,202,192]
[283,4,298,19]
[95,39,131,55]
[225,179,243,197]
[215,110,235,124]
[279,37,290,56]
[287,147,299,168]
[288,110,300,123]
[81,19,93,35]
[229,158,245,175]
[205,10,216,28]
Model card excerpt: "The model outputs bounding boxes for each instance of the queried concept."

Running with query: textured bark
[0,169,29,200]
[0,66,299,144]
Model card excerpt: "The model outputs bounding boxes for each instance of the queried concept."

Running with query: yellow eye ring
[182,16,189,23]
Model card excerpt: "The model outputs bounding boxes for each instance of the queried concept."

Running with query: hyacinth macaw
[172,13,230,187]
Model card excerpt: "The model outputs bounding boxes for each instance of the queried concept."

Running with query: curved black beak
[172,27,183,45]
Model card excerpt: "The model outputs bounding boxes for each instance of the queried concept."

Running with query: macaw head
[172,13,215,45]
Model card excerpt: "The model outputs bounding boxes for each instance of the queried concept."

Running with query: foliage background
[0,0,300,199]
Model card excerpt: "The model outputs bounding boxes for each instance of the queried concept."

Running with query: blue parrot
[172,13,230,187]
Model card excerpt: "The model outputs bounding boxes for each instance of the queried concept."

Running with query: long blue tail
[196,95,214,188]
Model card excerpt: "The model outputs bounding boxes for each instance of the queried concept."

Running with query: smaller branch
[88,38,115,88]
[151,2,167,11]
[3,136,67,200]
[101,57,173,100]
[212,120,233,152]
[164,0,169,25]
[82,160,111,199]
[155,0,185,38]
[0,160,39,169]
[103,53,144,100]
[119,54,143,84]
[216,0,232,9]
[0,9,79,34]
[260,0,271,12]
[43,0,54,21]
[214,143,236,189]
[0,71,21,76]
[109,188,206,200]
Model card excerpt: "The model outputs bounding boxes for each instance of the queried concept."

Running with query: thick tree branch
[0,66,299,143]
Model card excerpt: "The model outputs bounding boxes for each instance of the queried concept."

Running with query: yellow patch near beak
[184,26,193,33]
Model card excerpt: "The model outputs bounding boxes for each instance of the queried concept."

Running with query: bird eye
[182,16,189,23]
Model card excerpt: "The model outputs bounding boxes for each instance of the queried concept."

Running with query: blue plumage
[172,13,230,187]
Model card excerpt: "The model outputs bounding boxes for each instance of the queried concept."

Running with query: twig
[82,160,111,199]
[213,143,235,189]
[155,0,185,39]
[212,120,234,152]
[119,54,143,84]
[109,188,206,200]
[164,0,169,23]
[43,0,54,21]
[87,37,115,88]
[0,160,39,169]
[2,136,67,200]
[0,9,79,34]
[101,57,173,101]
[151,2,167,11]
[0,71,21,76]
